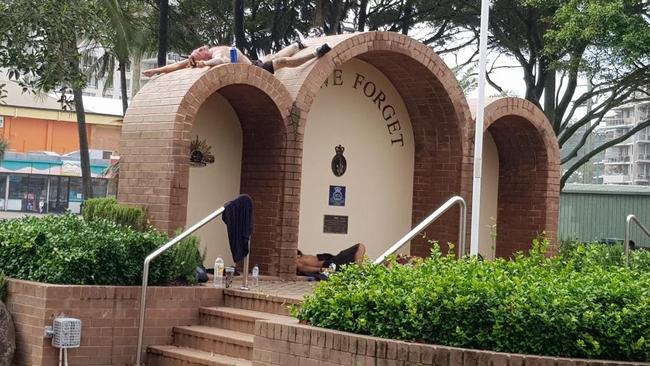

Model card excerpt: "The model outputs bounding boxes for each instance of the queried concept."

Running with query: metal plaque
[323,215,348,234]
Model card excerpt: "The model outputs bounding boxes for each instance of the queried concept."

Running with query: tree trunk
[233,0,246,49]
[313,0,325,30]
[131,53,142,97]
[119,59,128,114]
[357,0,368,31]
[327,0,344,35]
[400,0,414,35]
[157,0,169,67]
[73,87,93,200]
[543,68,556,130]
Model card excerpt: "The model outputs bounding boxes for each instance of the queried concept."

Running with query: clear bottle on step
[252,264,259,288]
[214,256,224,288]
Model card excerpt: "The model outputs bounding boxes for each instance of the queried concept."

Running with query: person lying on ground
[296,243,366,273]
[143,34,331,77]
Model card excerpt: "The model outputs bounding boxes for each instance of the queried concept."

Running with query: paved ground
[0,211,49,219]
[202,278,316,301]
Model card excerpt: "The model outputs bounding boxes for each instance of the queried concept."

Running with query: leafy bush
[82,197,148,231]
[0,214,201,285]
[170,230,205,285]
[296,240,650,362]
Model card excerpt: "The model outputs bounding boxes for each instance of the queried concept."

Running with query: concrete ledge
[252,320,650,366]
[5,278,223,366]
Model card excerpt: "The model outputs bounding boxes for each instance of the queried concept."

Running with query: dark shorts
[252,60,275,74]
[322,243,360,268]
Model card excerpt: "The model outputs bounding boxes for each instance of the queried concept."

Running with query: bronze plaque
[323,215,348,234]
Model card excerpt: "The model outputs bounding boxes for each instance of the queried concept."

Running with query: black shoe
[295,30,307,50]
[316,43,331,57]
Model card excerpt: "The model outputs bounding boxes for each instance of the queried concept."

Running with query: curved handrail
[373,196,466,265]
[624,214,650,266]
[135,206,225,366]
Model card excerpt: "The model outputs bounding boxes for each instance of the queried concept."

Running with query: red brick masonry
[5,279,222,366]
[253,320,649,366]
[119,31,561,275]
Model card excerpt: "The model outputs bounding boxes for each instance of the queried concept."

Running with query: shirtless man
[296,243,366,273]
[143,39,331,77]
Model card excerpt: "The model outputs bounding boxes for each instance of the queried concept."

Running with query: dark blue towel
[222,194,254,262]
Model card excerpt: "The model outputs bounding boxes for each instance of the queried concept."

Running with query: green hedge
[296,240,650,362]
[0,214,201,285]
[82,197,149,231]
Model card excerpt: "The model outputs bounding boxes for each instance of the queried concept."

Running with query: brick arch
[483,97,560,256]
[274,31,473,259]
[118,64,294,274]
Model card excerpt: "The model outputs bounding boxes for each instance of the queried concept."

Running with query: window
[48,176,70,213]
[91,178,108,198]
[7,175,27,211]
[0,174,7,210]
[27,175,47,213]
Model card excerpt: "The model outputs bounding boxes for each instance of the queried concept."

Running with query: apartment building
[600,101,650,185]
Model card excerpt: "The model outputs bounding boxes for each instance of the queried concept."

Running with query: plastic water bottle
[251,264,259,288]
[214,257,224,288]
[229,46,238,63]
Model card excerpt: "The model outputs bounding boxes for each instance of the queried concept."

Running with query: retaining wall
[5,278,222,366]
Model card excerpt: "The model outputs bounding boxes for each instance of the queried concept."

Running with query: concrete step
[224,289,302,316]
[199,306,297,334]
[147,345,252,366]
[172,325,253,360]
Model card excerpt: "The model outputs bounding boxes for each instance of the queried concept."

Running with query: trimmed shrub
[0,214,201,285]
[296,241,650,362]
[82,197,148,231]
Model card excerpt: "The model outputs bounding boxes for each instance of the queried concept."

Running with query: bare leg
[354,243,366,263]
[271,43,331,71]
[262,44,300,63]
[272,52,317,70]
[143,59,190,77]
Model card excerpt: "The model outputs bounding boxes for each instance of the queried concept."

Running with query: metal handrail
[624,214,650,265]
[136,206,226,366]
[374,196,466,265]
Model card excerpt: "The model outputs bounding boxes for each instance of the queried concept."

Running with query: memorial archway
[118,64,294,274]
[479,98,560,257]
[275,32,473,261]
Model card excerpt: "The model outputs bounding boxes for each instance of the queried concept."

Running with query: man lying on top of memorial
[296,243,366,277]
[143,32,331,77]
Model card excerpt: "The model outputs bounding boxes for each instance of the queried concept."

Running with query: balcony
[637,154,650,161]
[636,174,649,181]
[604,155,632,164]
[602,174,632,184]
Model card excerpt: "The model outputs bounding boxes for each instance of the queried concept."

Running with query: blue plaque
[329,185,346,206]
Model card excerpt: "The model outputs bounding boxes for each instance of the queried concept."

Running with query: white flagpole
[470,0,492,256]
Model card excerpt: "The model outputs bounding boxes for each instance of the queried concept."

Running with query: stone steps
[146,288,299,366]
[199,306,297,334]
[173,325,253,359]
[147,345,251,366]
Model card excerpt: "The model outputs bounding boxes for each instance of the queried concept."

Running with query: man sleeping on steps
[296,243,366,279]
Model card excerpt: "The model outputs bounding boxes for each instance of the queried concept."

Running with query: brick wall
[119,32,561,277]
[273,32,473,259]
[481,98,561,256]
[253,320,648,366]
[118,64,295,276]
[5,278,222,366]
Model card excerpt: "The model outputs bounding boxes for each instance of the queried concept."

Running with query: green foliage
[0,214,200,286]
[170,230,205,285]
[0,272,6,302]
[296,242,650,362]
[82,198,148,232]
